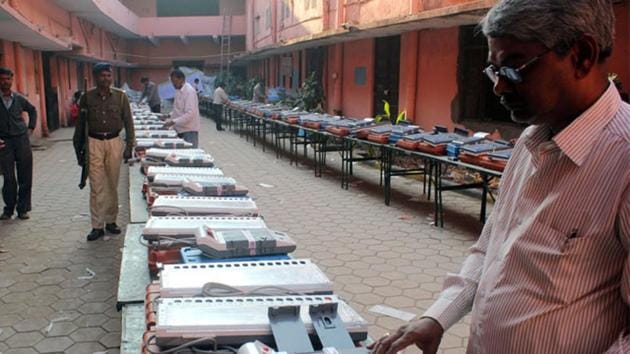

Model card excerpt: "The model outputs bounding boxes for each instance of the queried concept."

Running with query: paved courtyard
[0,117,491,353]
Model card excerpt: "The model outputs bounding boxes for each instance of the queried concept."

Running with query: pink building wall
[128,68,172,91]
[341,38,374,118]
[0,41,48,137]
[414,27,459,130]
[127,37,245,68]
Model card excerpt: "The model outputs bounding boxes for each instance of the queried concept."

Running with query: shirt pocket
[106,103,121,116]
[519,211,611,304]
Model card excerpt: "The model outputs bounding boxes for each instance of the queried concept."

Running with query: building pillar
[336,0,345,28]
[34,51,49,136]
[13,42,24,94]
[331,43,343,114]
[398,31,419,122]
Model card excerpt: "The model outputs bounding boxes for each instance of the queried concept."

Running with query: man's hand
[0,138,5,150]
[123,145,133,163]
[163,118,175,128]
[368,318,444,354]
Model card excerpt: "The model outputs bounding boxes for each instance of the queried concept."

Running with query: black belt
[89,132,119,140]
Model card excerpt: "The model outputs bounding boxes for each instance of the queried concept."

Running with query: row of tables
[205,100,503,227]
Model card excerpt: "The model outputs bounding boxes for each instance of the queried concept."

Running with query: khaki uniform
[78,87,134,228]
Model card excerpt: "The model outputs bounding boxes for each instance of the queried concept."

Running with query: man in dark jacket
[0,67,36,220]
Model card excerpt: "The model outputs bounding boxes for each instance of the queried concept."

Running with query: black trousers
[0,134,33,215]
[213,104,223,129]
[150,104,161,113]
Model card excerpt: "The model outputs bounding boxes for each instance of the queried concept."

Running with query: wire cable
[200,282,308,297]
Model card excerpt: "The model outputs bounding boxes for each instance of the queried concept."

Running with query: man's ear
[572,35,599,79]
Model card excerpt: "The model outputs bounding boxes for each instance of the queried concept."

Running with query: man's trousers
[88,136,123,229]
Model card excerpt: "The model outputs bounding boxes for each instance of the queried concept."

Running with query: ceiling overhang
[54,0,140,39]
[0,4,72,51]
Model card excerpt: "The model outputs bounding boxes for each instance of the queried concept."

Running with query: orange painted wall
[127,68,172,91]
[398,31,419,121]
[414,27,459,130]
[6,0,72,44]
[342,38,374,118]
[611,2,629,93]
[0,41,48,137]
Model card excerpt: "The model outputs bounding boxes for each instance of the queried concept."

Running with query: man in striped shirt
[371,0,629,353]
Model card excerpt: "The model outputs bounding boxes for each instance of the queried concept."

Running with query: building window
[156,0,219,16]
[284,1,291,19]
[456,25,512,124]
[265,7,271,29]
[305,0,317,10]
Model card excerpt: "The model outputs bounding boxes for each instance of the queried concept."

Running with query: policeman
[73,62,135,241]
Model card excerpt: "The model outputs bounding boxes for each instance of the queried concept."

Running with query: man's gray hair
[480,0,615,59]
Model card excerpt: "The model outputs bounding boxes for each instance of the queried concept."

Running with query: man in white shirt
[252,79,266,103]
[212,81,229,131]
[371,0,629,353]
[164,69,201,147]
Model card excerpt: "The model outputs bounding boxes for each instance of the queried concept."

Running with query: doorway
[42,52,59,131]
[373,35,400,120]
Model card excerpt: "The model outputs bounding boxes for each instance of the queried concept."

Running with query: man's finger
[388,334,415,354]
[370,338,388,354]
[373,331,405,354]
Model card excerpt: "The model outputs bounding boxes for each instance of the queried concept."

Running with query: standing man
[252,78,266,103]
[371,1,629,353]
[73,63,135,241]
[164,69,200,147]
[0,67,36,220]
[140,77,161,113]
[212,81,229,131]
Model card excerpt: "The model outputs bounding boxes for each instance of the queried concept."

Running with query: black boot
[105,223,121,234]
[87,228,105,241]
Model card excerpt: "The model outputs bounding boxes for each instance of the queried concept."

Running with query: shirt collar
[2,91,14,99]
[552,82,621,166]
[96,87,113,97]
[523,123,553,156]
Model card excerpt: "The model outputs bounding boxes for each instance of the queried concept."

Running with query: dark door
[373,35,400,120]
[42,52,59,131]
[306,46,325,82]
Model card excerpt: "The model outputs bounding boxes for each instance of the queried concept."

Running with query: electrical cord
[150,205,190,217]
[200,282,308,297]
[145,334,237,354]
[137,234,196,248]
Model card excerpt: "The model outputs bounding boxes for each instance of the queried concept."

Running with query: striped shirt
[424,83,630,353]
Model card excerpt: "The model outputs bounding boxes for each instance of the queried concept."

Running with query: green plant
[296,72,324,112]
[375,100,407,124]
